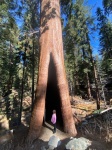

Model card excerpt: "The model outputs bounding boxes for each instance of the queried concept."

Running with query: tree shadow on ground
[1,123,111,150]
[12,123,48,150]
[43,122,53,131]
[86,140,110,150]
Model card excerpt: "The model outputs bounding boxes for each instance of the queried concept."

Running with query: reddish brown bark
[27,0,77,141]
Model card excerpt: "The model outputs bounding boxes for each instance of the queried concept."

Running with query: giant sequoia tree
[27,0,77,140]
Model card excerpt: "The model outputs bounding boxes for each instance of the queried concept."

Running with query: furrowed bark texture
[27,0,77,140]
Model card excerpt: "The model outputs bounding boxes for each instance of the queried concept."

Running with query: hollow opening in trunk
[45,55,63,129]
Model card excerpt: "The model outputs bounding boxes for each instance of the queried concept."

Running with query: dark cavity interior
[45,55,63,128]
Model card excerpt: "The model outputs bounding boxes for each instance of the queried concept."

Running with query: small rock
[48,135,61,149]
[66,137,91,150]
[48,145,54,150]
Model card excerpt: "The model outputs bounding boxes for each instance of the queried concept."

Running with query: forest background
[0,0,112,129]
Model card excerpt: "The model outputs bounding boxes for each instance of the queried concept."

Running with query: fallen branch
[73,113,81,123]
[100,107,112,114]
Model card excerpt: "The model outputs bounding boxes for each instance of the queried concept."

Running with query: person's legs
[53,123,56,133]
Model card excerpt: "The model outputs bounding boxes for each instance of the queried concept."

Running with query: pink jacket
[51,114,56,124]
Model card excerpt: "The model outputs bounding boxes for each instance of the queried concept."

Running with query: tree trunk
[93,62,100,109]
[82,48,91,99]
[86,72,91,99]
[8,42,13,90]
[31,38,35,111]
[27,0,77,141]
[19,64,25,124]
[86,34,100,109]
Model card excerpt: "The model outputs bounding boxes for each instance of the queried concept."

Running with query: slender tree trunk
[99,76,106,106]
[5,42,13,119]
[99,74,107,107]
[82,48,91,99]
[75,75,79,94]
[92,59,100,109]
[86,34,100,109]
[8,42,13,90]
[86,72,91,99]
[19,42,27,124]
[31,39,35,111]
[19,65,25,124]
[27,0,77,141]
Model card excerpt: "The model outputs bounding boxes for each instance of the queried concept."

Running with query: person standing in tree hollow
[51,110,57,133]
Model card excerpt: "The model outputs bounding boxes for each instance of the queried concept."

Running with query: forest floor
[3,121,111,150]
[0,96,112,149]
[0,121,109,150]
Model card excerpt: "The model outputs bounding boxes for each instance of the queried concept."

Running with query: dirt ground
[0,122,111,150]
[0,96,112,149]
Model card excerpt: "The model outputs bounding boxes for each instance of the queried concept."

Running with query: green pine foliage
[0,0,112,118]
[0,0,19,94]
[64,0,95,96]
[97,8,112,78]
[103,0,112,14]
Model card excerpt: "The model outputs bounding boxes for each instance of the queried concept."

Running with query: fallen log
[100,107,112,114]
